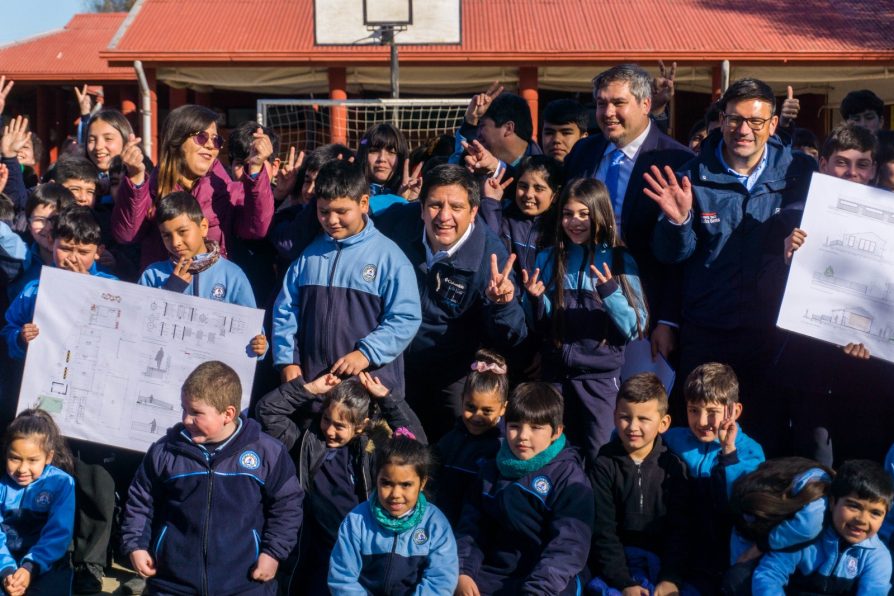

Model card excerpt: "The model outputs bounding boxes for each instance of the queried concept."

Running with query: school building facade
[1,0,893,166]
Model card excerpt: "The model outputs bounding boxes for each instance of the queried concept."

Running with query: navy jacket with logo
[272,217,421,394]
[478,200,546,275]
[455,443,594,595]
[652,130,816,330]
[120,416,304,596]
[375,202,528,385]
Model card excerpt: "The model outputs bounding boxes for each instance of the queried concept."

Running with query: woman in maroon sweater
[113,104,274,268]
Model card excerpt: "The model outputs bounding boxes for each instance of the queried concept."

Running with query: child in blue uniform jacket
[455,382,594,595]
[662,363,765,591]
[430,349,508,526]
[524,178,647,470]
[138,191,267,356]
[255,372,426,595]
[121,362,304,596]
[329,435,458,594]
[0,410,76,596]
[272,159,421,394]
[3,206,117,360]
[752,460,894,595]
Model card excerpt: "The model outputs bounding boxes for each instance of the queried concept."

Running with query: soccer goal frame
[256,98,470,157]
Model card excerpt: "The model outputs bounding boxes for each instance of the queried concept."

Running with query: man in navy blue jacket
[565,64,693,363]
[376,164,527,441]
[644,77,816,453]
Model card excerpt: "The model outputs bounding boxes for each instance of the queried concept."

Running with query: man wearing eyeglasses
[643,78,817,453]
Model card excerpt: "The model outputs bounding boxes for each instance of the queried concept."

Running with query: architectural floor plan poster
[778,173,894,364]
[17,268,264,452]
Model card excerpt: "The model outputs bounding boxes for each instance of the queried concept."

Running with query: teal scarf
[371,491,428,534]
[496,433,566,479]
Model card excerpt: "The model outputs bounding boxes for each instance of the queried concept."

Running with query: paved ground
[96,563,141,595]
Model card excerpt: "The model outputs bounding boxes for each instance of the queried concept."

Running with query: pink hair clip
[393,427,416,440]
[470,361,507,375]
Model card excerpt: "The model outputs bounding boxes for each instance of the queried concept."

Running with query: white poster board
[17,268,264,452]
[777,173,894,364]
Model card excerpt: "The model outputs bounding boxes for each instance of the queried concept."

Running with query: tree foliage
[84,0,137,12]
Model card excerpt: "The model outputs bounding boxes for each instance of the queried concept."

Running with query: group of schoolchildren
[0,66,893,596]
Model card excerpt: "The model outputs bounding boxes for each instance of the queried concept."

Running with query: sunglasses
[190,131,224,150]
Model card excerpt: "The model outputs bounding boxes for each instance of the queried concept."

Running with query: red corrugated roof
[103,0,894,63]
[0,13,134,80]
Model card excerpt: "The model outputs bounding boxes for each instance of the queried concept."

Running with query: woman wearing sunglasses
[112,104,274,268]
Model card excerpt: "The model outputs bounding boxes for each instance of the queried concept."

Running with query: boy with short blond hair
[587,373,690,596]
[121,361,303,595]
[663,363,765,592]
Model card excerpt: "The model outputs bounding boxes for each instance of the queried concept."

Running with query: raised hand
[462,140,500,176]
[247,128,274,174]
[784,228,806,265]
[643,165,692,225]
[482,168,514,202]
[651,60,677,115]
[172,256,193,284]
[121,133,146,184]
[0,76,14,115]
[0,163,8,195]
[465,81,504,126]
[398,160,424,201]
[780,86,800,127]
[590,262,613,285]
[718,403,738,455]
[1,115,29,159]
[273,146,305,202]
[359,371,390,399]
[486,253,517,304]
[520,268,545,298]
[74,84,93,116]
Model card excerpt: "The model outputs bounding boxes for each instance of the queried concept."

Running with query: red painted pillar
[329,67,348,146]
[194,91,210,106]
[519,66,539,141]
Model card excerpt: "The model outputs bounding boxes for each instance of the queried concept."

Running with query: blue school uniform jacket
[328,499,459,595]
[120,416,304,596]
[455,444,594,595]
[664,425,764,569]
[479,200,545,275]
[753,525,892,595]
[431,420,502,526]
[0,465,75,577]
[272,217,421,393]
[0,222,28,293]
[652,131,815,331]
[375,202,528,386]
[138,256,257,307]
[2,266,117,360]
[532,243,646,376]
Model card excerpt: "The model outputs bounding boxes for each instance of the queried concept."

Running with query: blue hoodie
[139,255,257,307]
[0,465,75,578]
[328,498,458,595]
[272,216,421,393]
[753,525,892,595]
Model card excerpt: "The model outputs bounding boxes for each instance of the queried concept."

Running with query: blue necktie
[604,148,626,221]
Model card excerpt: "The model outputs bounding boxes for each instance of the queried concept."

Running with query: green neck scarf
[370,491,428,534]
[496,433,566,480]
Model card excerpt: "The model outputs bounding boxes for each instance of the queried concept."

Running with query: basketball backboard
[314,0,461,46]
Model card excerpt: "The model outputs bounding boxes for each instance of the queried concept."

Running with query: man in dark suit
[565,64,693,360]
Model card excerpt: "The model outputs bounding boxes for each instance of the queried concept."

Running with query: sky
[0,0,83,46]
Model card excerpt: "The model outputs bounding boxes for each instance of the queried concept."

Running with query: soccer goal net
[257,98,470,157]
